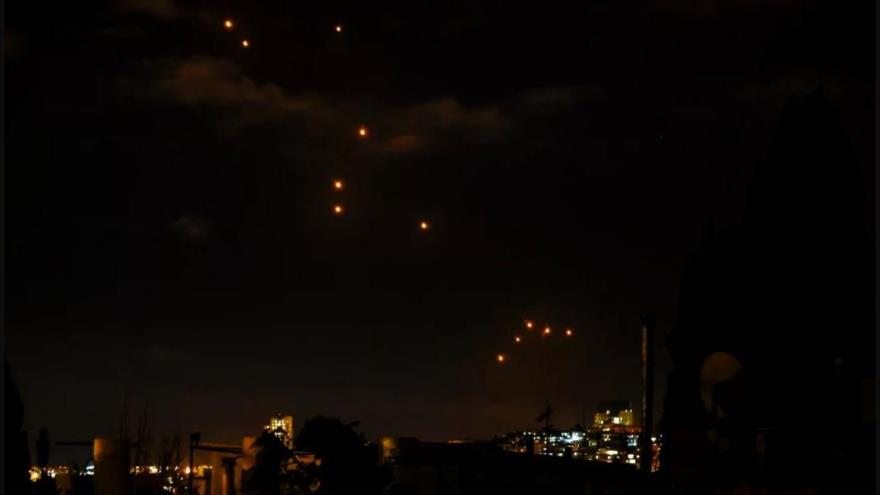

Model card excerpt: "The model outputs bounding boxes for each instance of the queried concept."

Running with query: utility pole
[640,315,655,474]
[189,432,201,494]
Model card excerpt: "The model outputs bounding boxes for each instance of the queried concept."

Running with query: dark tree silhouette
[3,361,30,495]
[241,431,291,495]
[660,92,875,494]
[292,416,392,495]
[535,401,553,432]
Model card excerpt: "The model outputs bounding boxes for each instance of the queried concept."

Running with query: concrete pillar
[94,438,130,495]
[209,452,223,495]
[221,457,237,495]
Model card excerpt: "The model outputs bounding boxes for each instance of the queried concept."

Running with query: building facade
[264,414,295,449]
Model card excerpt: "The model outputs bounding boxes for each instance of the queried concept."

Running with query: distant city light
[497,353,505,363]
[333,179,344,190]
[525,320,534,329]
[419,220,430,231]
[333,204,344,215]
[335,25,343,33]
[565,328,573,337]
[241,39,250,48]
[223,19,234,30]
[543,326,551,336]
[358,126,368,138]
[514,336,521,343]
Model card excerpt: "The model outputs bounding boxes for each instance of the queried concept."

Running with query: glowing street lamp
[241,39,250,48]
[357,126,368,138]
[514,336,522,343]
[497,354,506,363]
[333,204,344,215]
[419,220,430,231]
[223,19,234,30]
[335,25,343,33]
[525,320,534,329]
[333,180,344,191]
[565,328,573,337]
[543,326,551,336]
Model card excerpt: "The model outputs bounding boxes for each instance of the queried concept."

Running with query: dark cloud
[395,98,507,134]
[517,85,603,110]
[169,215,211,241]
[145,56,537,153]
[114,0,182,19]
[648,0,805,16]
[372,98,509,154]
[157,57,324,116]
[145,345,198,362]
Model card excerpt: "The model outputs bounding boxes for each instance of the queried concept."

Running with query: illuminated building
[497,401,661,471]
[593,400,634,427]
[498,428,586,458]
[264,414,295,449]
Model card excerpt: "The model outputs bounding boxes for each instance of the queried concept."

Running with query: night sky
[5,0,874,461]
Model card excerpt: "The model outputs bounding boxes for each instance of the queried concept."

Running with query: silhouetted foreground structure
[380,438,656,495]
[4,362,31,495]
[661,93,875,494]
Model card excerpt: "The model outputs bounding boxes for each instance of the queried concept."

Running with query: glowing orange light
[223,19,234,30]
[333,180,344,190]
[241,39,250,48]
[333,204,343,215]
[335,25,343,33]
[419,221,429,231]
[565,328,573,337]
[525,321,534,329]
[497,354,505,363]
[543,326,551,336]
[358,126,368,138]
[514,336,521,343]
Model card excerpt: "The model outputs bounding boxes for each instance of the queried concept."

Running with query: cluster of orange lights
[223,18,341,46]
[497,320,574,364]
[217,19,431,235]
[222,17,248,47]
